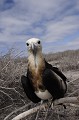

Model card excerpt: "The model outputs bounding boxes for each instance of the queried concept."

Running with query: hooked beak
[31,43,37,67]
[31,43,37,55]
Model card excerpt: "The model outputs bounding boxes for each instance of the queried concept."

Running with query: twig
[68,78,79,85]
[0,86,24,98]
[44,107,49,120]
[68,103,79,108]
[4,102,32,120]
[68,89,79,97]
[1,50,25,72]
[0,90,13,101]
[0,79,5,81]
[53,96,79,105]
[56,107,60,120]
[11,96,79,120]
[1,61,11,71]
[12,103,48,120]
[0,104,13,111]
[35,110,40,120]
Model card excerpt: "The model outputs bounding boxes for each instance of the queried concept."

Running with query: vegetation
[0,49,79,120]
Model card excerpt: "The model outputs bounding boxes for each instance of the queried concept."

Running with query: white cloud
[0,0,79,53]
[43,15,79,42]
[49,36,79,52]
[68,37,79,46]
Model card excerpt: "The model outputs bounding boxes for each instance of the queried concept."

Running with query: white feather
[26,38,40,44]
[35,90,52,100]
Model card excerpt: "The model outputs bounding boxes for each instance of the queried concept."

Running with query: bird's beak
[31,43,38,67]
[31,43,37,55]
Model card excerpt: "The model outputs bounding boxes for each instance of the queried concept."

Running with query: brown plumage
[28,51,45,91]
[21,38,67,102]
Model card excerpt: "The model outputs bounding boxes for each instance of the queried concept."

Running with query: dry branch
[1,50,24,72]
[68,78,79,85]
[12,96,79,120]
[12,103,47,120]
[4,102,32,120]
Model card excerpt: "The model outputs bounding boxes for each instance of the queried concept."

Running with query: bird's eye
[38,41,40,44]
[26,43,29,46]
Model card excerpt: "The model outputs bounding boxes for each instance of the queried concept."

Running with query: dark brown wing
[21,75,41,103]
[45,60,67,82]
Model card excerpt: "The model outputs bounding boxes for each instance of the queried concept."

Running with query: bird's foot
[40,99,55,110]
[40,100,47,111]
[59,103,66,109]
[40,100,51,111]
[47,98,54,109]
[53,99,66,109]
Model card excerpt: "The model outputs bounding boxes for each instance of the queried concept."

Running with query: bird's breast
[28,54,49,97]
[28,57,45,92]
[35,90,52,100]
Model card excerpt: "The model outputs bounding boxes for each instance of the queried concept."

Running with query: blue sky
[0,0,79,56]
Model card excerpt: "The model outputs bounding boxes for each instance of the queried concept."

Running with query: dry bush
[0,49,29,120]
[45,49,79,71]
[0,50,27,83]
[0,49,79,120]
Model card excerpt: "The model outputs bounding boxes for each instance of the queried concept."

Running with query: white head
[26,38,42,55]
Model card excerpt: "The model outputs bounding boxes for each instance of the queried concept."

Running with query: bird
[21,38,67,103]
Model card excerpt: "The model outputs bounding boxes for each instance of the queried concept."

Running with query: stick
[12,103,47,120]
[12,96,79,120]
